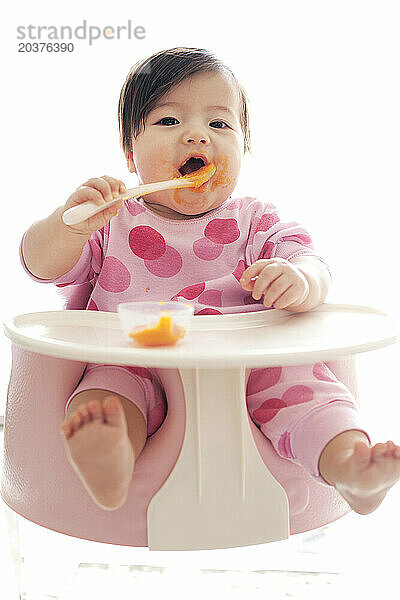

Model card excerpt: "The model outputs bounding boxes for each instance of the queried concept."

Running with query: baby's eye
[156,117,179,126]
[210,120,230,129]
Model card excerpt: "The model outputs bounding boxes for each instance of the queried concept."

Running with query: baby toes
[60,421,72,439]
[71,412,83,431]
[382,441,397,458]
[387,441,400,458]
[77,405,91,425]
[86,400,104,422]
[372,443,388,459]
[60,411,82,438]
[385,440,395,455]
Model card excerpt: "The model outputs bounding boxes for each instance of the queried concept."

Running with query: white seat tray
[3,303,399,368]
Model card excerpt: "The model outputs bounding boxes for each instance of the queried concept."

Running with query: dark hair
[118,47,251,160]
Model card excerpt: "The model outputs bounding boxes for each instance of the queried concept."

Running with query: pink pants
[66,361,369,485]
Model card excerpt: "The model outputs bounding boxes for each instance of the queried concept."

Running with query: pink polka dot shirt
[30,196,326,314]
[20,195,368,477]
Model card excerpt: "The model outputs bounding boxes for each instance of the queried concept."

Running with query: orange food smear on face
[173,156,232,205]
[180,163,216,187]
[129,314,186,346]
[210,156,231,191]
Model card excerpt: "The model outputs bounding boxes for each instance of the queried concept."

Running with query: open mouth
[178,156,206,176]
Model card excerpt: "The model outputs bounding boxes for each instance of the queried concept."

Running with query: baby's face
[128,71,244,219]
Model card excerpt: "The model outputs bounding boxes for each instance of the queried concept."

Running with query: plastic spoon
[62,163,216,226]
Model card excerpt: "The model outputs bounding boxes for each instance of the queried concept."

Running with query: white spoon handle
[62,178,191,226]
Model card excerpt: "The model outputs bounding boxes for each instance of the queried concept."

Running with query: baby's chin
[172,187,228,210]
[142,184,230,218]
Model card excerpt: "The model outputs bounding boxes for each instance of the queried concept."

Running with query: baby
[21,47,400,515]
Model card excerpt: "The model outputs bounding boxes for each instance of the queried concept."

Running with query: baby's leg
[60,390,147,511]
[247,362,400,515]
[318,429,400,514]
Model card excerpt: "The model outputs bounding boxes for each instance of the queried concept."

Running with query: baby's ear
[127,153,137,174]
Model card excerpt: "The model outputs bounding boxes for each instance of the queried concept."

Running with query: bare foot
[333,440,400,514]
[60,395,135,510]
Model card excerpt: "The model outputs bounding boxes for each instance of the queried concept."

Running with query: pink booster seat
[1,284,355,550]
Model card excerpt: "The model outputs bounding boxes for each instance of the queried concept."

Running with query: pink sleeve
[20,228,106,310]
[247,207,332,279]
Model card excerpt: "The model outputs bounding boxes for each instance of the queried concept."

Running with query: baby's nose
[183,127,210,145]
[186,135,209,144]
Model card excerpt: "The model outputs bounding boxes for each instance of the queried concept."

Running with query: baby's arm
[22,176,126,279]
[240,255,330,313]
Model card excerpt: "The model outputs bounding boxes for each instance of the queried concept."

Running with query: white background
[1,1,400,594]
[2,1,399,404]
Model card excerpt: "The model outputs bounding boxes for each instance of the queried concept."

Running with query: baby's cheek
[134,143,171,181]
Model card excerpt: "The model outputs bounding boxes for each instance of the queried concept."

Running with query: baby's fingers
[271,285,299,309]
[77,176,114,203]
[117,179,127,194]
[254,274,289,303]
[266,279,309,309]
[240,259,274,290]
[249,263,285,299]
[101,175,126,198]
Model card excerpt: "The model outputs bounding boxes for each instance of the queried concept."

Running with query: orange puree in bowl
[129,314,186,347]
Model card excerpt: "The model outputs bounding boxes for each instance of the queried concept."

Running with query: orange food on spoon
[129,314,186,347]
[180,163,216,188]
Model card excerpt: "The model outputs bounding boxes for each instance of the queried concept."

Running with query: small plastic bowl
[117,301,194,347]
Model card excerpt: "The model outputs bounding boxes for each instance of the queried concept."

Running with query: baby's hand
[63,175,127,235]
[240,258,309,309]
